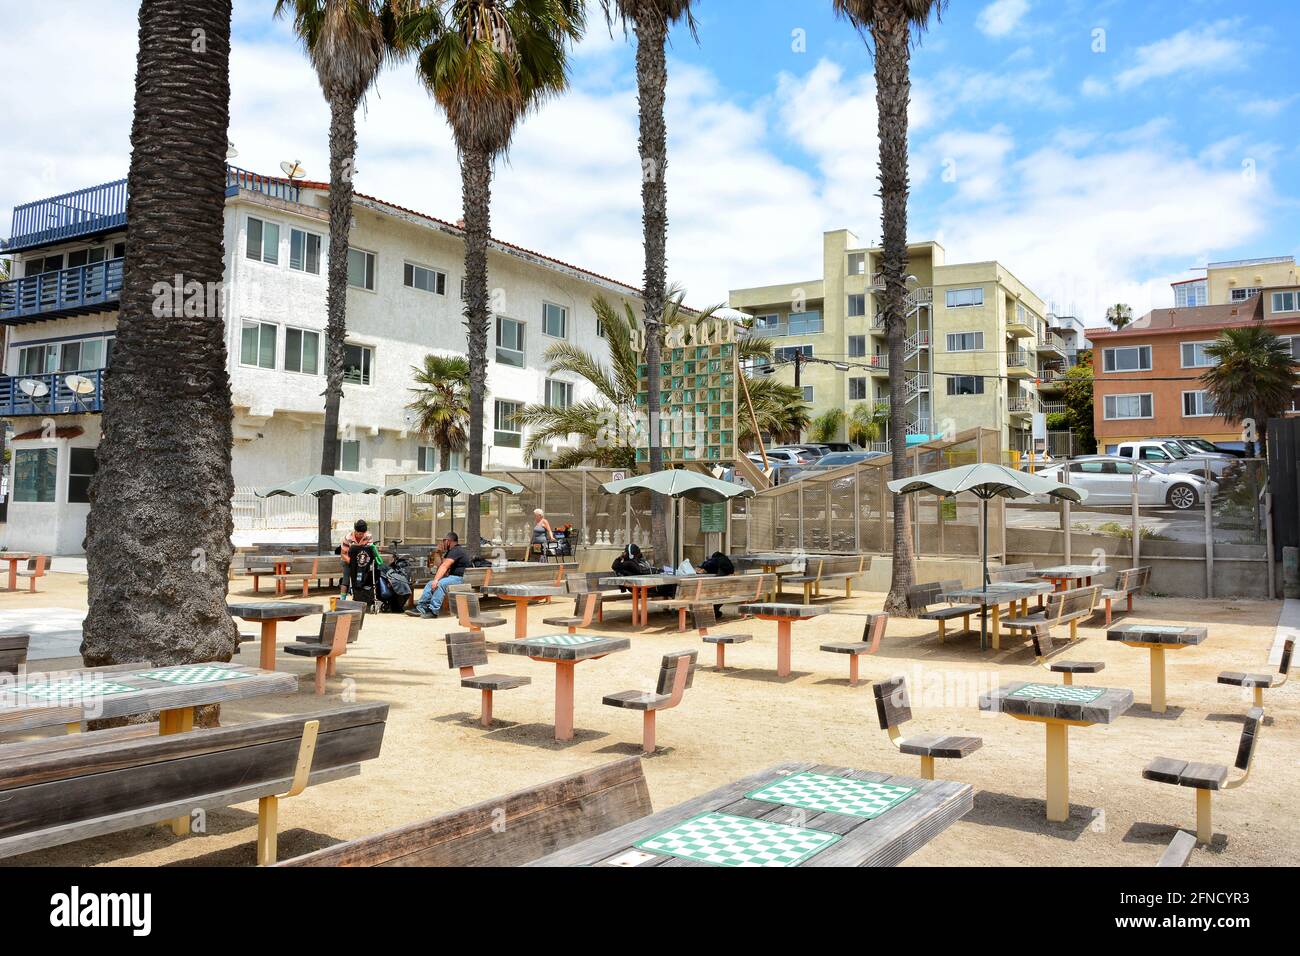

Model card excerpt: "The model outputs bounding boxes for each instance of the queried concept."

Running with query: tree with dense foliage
[1106,303,1133,330]
[847,401,889,448]
[1060,350,1097,454]
[1201,326,1296,457]
[810,408,845,444]
[407,353,470,469]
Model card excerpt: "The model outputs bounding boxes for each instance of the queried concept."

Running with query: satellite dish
[226,140,239,160]
[18,379,48,399]
[280,159,306,180]
[65,375,96,396]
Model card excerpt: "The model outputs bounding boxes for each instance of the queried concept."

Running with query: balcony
[1040,401,1066,415]
[1007,349,1034,376]
[863,353,889,374]
[1,258,123,325]
[1007,303,1039,338]
[1036,366,1066,391]
[1039,331,1068,356]
[0,369,105,417]
[1008,396,1038,415]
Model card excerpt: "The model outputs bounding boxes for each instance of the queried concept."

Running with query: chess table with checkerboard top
[529,763,972,867]
[497,634,632,741]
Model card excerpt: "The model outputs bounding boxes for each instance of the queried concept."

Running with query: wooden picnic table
[481,583,567,639]
[1037,564,1111,591]
[732,553,812,601]
[940,582,1054,650]
[0,552,34,593]
[599,574,695,627]
[738,602,829,677]
[496,634,630,741]
[228,601,324,671]
[979,680,1133,823]
[529,762,973,867]
[1106,622,1208,714]
[259,553,337,595]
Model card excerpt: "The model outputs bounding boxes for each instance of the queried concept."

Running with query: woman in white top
[530,508,555,560]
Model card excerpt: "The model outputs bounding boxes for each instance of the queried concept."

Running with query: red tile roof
[1089,297,1268,340]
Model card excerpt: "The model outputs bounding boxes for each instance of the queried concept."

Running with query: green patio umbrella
[601,470,754,566]
[254,474,380,498]
[382,470,524,539]
[888,463,1087,644]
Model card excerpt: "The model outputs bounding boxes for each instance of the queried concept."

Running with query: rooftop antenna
[226,140,238,160]
[280,159,307,181]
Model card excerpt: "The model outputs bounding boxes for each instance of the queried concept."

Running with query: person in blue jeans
[408,531,470,619]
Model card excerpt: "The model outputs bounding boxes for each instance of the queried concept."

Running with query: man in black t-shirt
[408,531,471,618]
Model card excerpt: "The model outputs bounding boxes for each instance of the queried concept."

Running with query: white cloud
[977,0,1031,39]
[1239,95,1297,118]
[1114,20,1248,91]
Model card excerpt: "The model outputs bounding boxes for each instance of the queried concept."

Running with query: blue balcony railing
[0,369,105,417]
[0,258,123,324]
[225,165,302,203]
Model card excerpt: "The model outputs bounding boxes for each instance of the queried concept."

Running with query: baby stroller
[378,553,413,614]
[344,543,382,611]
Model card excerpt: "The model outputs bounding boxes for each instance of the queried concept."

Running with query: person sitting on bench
[698,551,735,617]
[409,532,470,619]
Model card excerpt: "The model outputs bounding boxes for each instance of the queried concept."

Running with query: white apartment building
[0,168,645,554]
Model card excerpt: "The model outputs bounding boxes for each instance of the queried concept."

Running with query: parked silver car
[1035,456,1215,510]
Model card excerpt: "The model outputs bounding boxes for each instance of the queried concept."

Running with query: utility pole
[794,349,802,389]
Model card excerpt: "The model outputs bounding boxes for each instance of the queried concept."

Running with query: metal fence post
[1062,464,1071,564]
[1266,491,1275,600]
[854,465,862,552]
[1131,467,1140,570]
[1204,461,1214,599]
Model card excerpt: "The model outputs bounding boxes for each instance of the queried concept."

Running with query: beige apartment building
[729,229,1070,453]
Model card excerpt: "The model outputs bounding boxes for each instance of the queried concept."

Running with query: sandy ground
[2,570,1296,867]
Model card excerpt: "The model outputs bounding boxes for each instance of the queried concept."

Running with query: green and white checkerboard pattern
[635,812,839,867]
[12,677,141,701]
[1008,682,1104,704]
[747,772,917,819]
[520,635,605,647]
[137,666,253,685]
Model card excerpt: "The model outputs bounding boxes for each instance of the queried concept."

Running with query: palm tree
[1201,326,1296,457]
[811,408,845,444]
[395,0,585,555]
[275,0,396,552]
[1106,303,1133,330]
[834,0,946,614]
[847,401,889,447]
[600,0,699,566]
[83,0,237,681]
[407,353,470,468]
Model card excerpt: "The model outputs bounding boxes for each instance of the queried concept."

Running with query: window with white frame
[774,345,812,362]
[847,294,865,317]
[417,446,438,472]
[1279,336,1300,361]
[753,313,781,333]
[847,252,866,276]
[1182,390,1217,417]
[1103,392,1154,419]
[1230,287,1261,302]
[848,335,866,357]
[289,228,322,274]
[545,379,573,409]
[494,400,522,448]
[284,327,320,374]
[542,302,568,338]
[946,331,983,352]
[404,262,446,295]
[342,343,373,385]
[1180,341,1218,368]
[849,377,867,400]
[240,321,277,369]
[347,248,375,290]
[1101,345,1152,372]
[16,337,110,376]
[1174,280,1208,308]
[337,439,360,472]
[1272,291,1300,313]
[801,386,814,402]
[945,287,983,308]
[496,317,525,367]
[246,217,279,264]
[946,375,984,396]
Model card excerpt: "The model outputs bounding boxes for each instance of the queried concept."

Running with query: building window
[68,447,97,504]
[946,375,984,396]
[788,311,823,335]
[545,379,573,409]
[404,262,446,295]
[1182,391,1217,417]
[1103,393,1154,420]
[337,439,360,472]
[849,377,867,400]
[12,448,57,503]
[60,338,106,372]
[753,314,781,333]
[1230,287,1261,302]
[1180,341,1218,369]
[494,400,522,448]
[543,302,568,338]
[1174,280,1208,308]
[1101,345,1152,372]
[774,345,812,362]
[1272,291,1300,313]
[596,318,606,338]
[417,446,438,472]
[801,386,814,403]
[847,252,866,276]
[946,331,984,352]
[848,335,866,357]
[246,217,279,264]
[284,327,320,375]
[343,343,373,385]
[289,228,322,274]
[240,321,277,369]
[945,287,983,308]
[1279,336,1300,361]
[847,294,865,318]
[347,248,375,290]
[496,317,525,367]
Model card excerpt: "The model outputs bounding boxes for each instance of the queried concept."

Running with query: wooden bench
[234,598,366,656]
[1156,830,1197,867]
[560,570,635,623]
[460,563,573,592]
[1143,706,1263,845]
[542,591,601,633]
[283,610,355,695]
[0,703,388,865]
[647,573,771,632]
[872,675,982,780]
[0,633,30,675]
[1218,637,1292,708]
[907,580,979,643]
[782,555,870,604]
[453,591,507,631]
[1098,566,1150,625]
[14,555,49,593]
[273,556,331,598]
[1027,629,1105,684]
[229,551,277,592]
[445,631,530,727]
[820,613,889,687]
[276,756,651,867]
[1000,585,1100,642]
[987,562,1037,584]
[603,651,697,754]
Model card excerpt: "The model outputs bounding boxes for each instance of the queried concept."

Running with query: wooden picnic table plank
[939,582,1054,650]
[481,584,568,639]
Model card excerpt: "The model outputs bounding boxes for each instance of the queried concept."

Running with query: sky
[2,0,1298,326]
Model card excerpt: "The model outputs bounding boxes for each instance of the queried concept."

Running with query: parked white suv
[1113,440,1233,478]
[1036,456,1214,510]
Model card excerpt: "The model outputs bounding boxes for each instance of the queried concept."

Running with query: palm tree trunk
[83,0,236,686]
[461,146,493,557]
[318,93,358,552]
[873,4,917,614]
[635,11,671,566]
